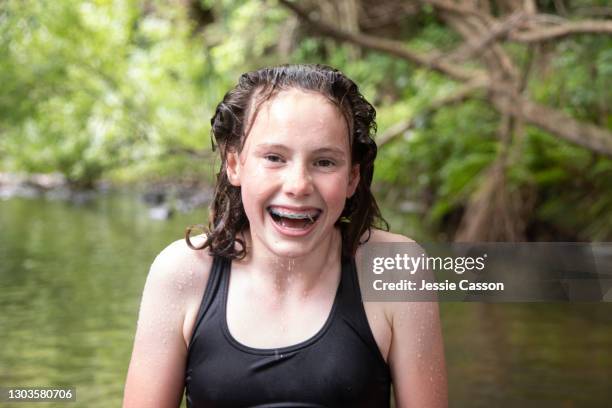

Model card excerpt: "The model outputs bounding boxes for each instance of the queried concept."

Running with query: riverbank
[0,172,213,219]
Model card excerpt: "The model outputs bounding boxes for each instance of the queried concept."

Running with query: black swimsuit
[185,255,391,407]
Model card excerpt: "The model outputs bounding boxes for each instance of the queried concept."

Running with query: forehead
[244,89,350,150]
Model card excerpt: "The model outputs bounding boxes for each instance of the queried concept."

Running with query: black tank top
[185,255,391,407]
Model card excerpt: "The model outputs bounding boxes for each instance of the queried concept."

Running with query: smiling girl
[123,64,447,407]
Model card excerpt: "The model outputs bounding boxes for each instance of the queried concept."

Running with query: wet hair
[186,64,388,259]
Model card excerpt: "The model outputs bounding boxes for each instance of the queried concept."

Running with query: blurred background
[1,0,611,406]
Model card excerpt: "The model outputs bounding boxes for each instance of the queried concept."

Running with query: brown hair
[186,64,387,258]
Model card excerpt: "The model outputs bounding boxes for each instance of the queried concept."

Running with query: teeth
[268,207,320,220]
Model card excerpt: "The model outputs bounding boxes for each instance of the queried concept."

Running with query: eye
[264,154,284,163]
[315,159,336,168]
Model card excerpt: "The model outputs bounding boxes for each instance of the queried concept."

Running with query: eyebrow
[254,143,289,151]
[254,143,346,156]
[312,147,346,156]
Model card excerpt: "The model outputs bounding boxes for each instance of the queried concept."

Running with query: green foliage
[522,127,612,240]
[0,0,214,186]
[1,0,610,240]
[531,37,612,124]
[380,99,498,226]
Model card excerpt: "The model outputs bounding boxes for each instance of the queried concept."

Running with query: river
[1,192,610,407]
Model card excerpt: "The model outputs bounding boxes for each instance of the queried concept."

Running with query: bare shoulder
[366,228,415,244]
[149,234,213,285]
[355,228,416,262]
[142,234,213,332]
[356,228,435,338]
[123,235,214,407]
[360,234,447,406]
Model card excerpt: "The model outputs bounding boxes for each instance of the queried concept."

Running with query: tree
[278,0,612,241]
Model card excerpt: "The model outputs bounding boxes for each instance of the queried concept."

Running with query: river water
[0,192,610,407]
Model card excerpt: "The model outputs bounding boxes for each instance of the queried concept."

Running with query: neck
[236,228,342,295]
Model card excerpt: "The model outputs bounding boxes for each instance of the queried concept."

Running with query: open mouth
[267,206,322,230]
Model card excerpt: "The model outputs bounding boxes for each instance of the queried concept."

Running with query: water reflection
[443,303,612,407]
[0,193,611,407]
[0,193,203,407]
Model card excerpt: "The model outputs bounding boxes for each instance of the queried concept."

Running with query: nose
[283,162,314,197]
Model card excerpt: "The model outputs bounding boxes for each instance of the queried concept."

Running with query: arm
[366,230,448,407]
[388,300,448,407]
[123,238,211,408]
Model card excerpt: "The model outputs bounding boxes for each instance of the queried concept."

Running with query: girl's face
[226,88,359,259]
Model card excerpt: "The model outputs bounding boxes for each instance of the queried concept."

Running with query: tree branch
[278,0,480,82]
[510,20,612,42]
[445,12,526,63]
[421,0,494,26]
[425,1,612,42]
[492,95,612,156]
[440,11,518,81]
[279,0,612,157]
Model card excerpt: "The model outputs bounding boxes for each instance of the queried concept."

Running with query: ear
[347,164,360,198]
[226,150,242,187]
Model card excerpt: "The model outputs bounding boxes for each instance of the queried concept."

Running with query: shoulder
[124,235,213,407]
[355,228,416,262]
[354,228,434,335]
[358,233,447,405]
[139,234,214,347]
[150,234,213,277]
[365,228,415,244]
[144,234,213,307]
[352,229,420,363]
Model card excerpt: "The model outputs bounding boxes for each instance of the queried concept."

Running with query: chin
[266,241,314,259]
